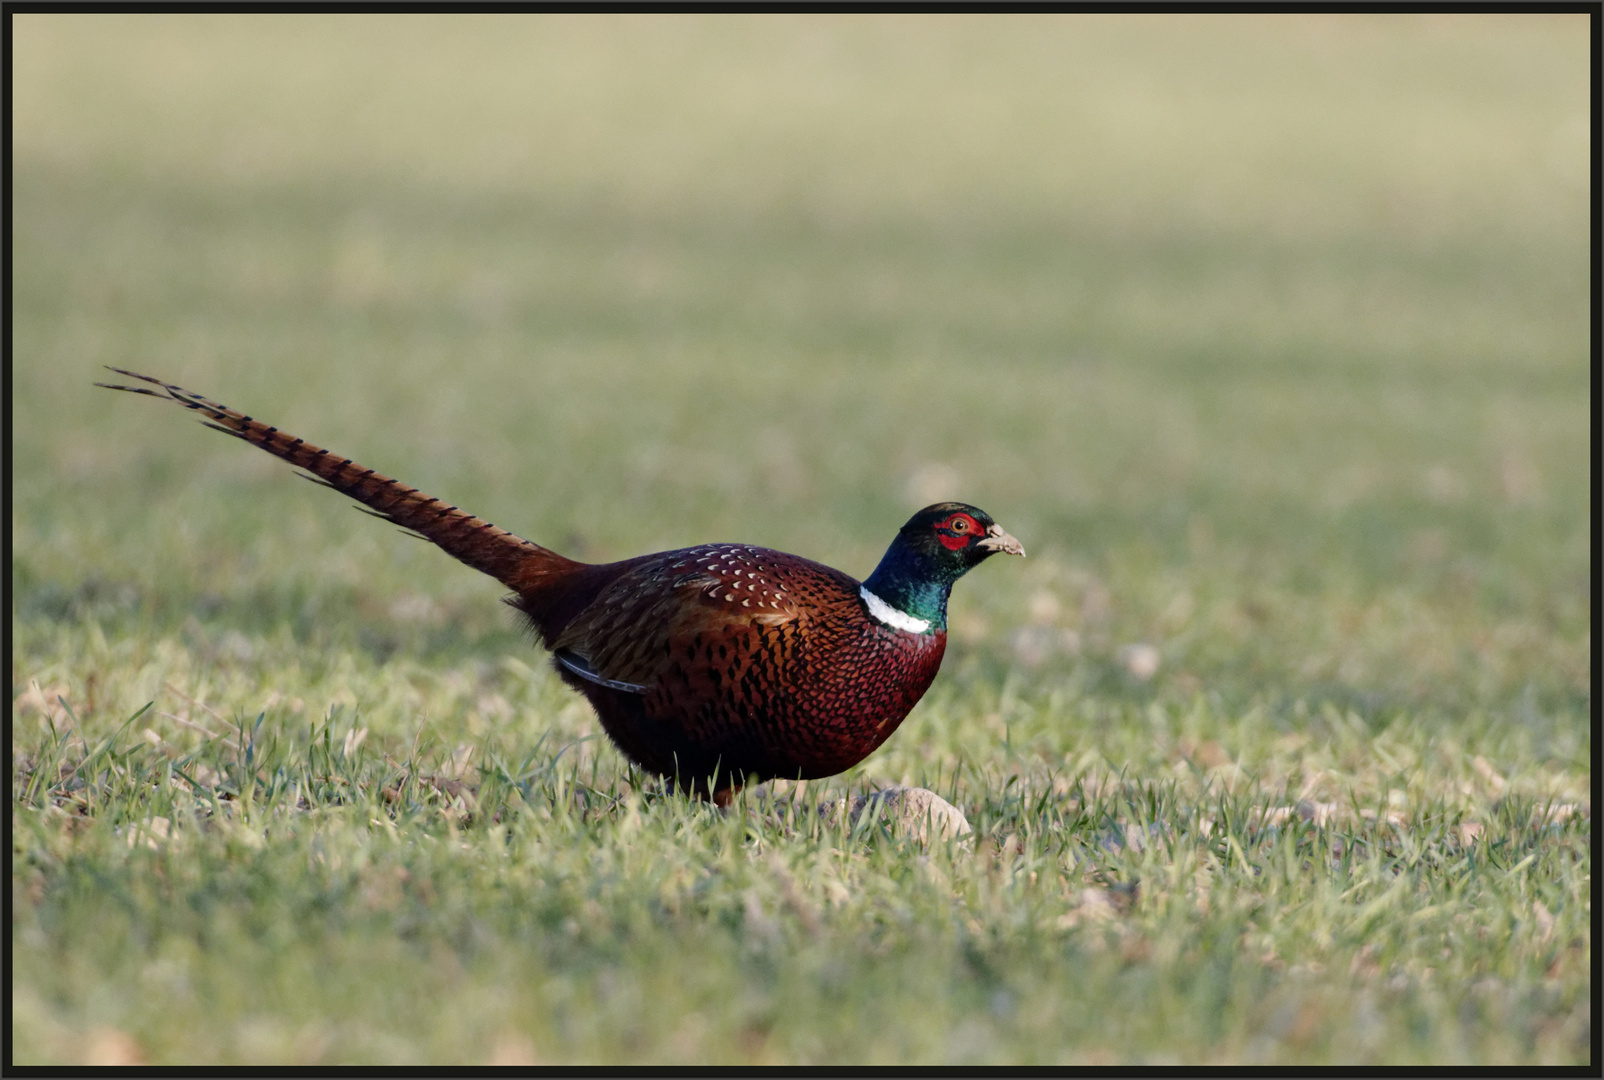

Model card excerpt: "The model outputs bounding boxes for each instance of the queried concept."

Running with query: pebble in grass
[831,786,973,844]
[767,785,973,845]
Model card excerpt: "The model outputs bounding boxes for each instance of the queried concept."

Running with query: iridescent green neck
[862,538,963,634]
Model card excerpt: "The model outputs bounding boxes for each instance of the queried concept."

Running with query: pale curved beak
[978,523,1025,558]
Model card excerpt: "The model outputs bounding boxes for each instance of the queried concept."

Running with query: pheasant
[97,369,1024,804]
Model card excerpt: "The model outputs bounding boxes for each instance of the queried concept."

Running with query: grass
[11,13,1592,1067]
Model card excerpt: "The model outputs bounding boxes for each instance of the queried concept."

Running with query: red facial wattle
[935,512,981,550]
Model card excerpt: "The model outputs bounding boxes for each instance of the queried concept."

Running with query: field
[11,14,1591,1066]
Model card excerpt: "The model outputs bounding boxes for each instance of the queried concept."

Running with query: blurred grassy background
[14,13,1590,717]
[10,13,1592,1066]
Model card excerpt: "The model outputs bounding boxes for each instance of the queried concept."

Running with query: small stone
[818,786,972,844]
[485,1032,539,1066]
[1027,590,1061,624]
[84,1027,144,1067]
[1296,800,1339,826]
[1119,643,1161,680]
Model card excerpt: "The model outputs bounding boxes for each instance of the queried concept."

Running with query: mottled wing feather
[549,544,855,691]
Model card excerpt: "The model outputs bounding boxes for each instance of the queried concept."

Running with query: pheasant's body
[527,543,948,786]
[99,369,1022,802]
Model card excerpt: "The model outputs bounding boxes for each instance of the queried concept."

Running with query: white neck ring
[860,585,931,634]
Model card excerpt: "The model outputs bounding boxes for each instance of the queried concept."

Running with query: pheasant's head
[862,502,1024,633]
[899,502,1025,570]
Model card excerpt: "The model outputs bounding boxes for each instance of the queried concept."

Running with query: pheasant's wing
[550,545,859,693]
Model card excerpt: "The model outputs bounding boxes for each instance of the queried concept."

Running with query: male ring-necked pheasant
[98,369,1024,803]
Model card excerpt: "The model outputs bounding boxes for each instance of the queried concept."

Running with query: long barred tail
[96,368,583,590]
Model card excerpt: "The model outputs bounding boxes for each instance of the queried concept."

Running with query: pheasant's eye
[950,518,968,532]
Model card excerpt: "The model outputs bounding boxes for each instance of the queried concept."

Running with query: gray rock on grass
[816,785,973,844]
